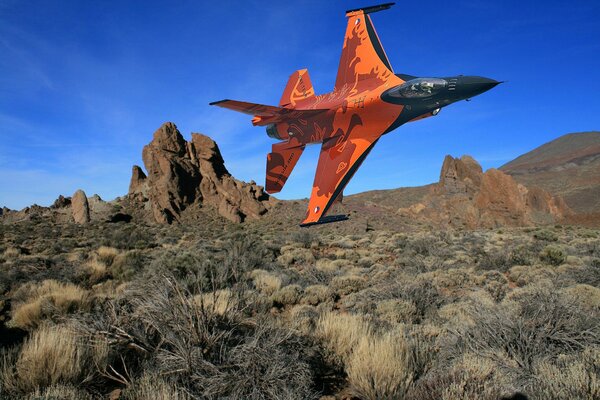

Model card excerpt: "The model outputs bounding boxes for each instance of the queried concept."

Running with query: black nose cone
[457,76,501,98]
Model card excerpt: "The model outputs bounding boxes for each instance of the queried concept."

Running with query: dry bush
[376,299,418,324]
[406,353,514,400]
[289,230,314,248]
[533,229,559,242]
[330,275,367,296]
[110,249,146,281]
[539,245,567,266]
[347,332,417,400]
[562,284,600,311]
[277,247,315,266]
[251,269,282,295]
[476,270,510,302]
[24,384,94,400]
[289,305,319,334]
[441,282,600,381]
[301,284,335,306]
[530,349,600,400]
[10,280,89,329]
[271,284,303,307]
[316,311,373,365]
[507,264,557,287]
[77,275,318,399]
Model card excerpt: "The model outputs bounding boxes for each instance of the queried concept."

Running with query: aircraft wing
[210,99,327,126]
[301,114,381,226]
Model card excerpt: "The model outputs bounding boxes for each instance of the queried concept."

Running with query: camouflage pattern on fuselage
[210,2,500,226]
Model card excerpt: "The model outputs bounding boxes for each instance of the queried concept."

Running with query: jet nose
[456,76,501,99]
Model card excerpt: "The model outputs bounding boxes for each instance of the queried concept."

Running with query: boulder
[72,189,90,224]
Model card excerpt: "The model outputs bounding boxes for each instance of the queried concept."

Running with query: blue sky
[1,0,599,209]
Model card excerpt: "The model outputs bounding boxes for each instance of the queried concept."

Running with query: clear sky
[1,0,599,210]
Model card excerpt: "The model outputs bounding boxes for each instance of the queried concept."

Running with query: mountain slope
[500,131,600,213]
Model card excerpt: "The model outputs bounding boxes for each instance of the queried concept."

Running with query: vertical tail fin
[335,3,395,93]
[279,69,315,107]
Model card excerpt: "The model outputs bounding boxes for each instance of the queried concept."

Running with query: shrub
[376,299,418,324]
[330,275,367,296]
[533,229,558,242]
[347,332,417,400]
[24,384,94,400]
[271,285,303,307]
[406,353,513,400]
[301,285,335,306]
[539,245,566,266]
[251,269,282,295]
[121,372,191,400]
[442,282,600,377]
[78,275,318,399]
[110,250,146,281]
[530,349,600,400]
[289,230,314,249]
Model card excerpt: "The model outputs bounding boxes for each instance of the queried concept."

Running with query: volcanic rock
[401,155,571,228]
[71,189,90,224]
[128,165,147,195]
[51,195,71,209]
[133,122,271,224]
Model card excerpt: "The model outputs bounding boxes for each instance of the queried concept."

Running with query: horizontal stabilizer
[210,99,327,126]
[280,69,315,107]
[346,2,395,16]
[300,214,349,228]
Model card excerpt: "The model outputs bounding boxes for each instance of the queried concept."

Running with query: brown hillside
[500,131,600,214]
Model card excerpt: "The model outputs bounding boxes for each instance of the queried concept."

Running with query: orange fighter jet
[210,2,500,226]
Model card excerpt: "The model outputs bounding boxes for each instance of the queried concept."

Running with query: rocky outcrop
[132,122,272,224]
[399,155,571,228]
[128,166,147,195]
[51,195,71,209]
[71,189,90,224]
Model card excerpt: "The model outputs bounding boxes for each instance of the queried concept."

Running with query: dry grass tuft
[14,324,84,391]
[347,332,416,400]
[10,280,89,329]
[96,246,119,266]
[316,311,373,365]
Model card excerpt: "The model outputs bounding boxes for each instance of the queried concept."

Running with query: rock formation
[51,195,71,209]
[71,189,90,224]
[129,122,272,224]
[399,155,571,228]
[128,166,147,195]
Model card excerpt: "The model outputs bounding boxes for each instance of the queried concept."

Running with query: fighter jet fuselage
[211,2,500,226]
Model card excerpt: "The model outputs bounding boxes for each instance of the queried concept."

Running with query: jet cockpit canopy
[390,78,447,99]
